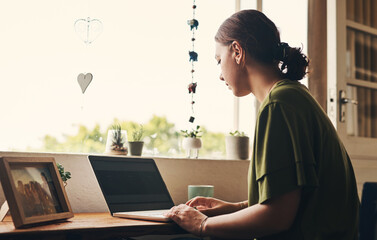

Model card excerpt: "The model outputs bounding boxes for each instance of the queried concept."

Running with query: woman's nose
[219,73,224,81]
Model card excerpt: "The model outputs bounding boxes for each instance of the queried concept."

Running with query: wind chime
[187,0,199,124]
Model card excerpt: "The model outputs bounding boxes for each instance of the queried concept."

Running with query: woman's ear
[231,41,244,65]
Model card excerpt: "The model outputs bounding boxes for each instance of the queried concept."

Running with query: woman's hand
[186,197,244,217]
[164,204,207,236]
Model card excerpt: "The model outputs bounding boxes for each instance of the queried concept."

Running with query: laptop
[88,155,174,222]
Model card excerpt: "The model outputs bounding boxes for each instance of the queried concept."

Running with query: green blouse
[248,80,359,240]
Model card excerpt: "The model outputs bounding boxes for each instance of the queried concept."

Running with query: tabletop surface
[0,212,186,237]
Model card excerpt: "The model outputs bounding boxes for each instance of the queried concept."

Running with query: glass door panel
[345,0,377,139]
[346,85,377,138]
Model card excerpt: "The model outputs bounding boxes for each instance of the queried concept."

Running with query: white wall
[0,152,249,213]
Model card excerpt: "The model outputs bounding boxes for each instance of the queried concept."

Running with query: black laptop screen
[89,156,174,213]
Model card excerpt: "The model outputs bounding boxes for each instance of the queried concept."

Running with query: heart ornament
[77,73,93,94]
[74,17,103,44]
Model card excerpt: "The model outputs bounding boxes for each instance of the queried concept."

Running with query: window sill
[0,150,250,162]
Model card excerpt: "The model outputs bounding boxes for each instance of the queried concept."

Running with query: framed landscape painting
[0,157,73,228]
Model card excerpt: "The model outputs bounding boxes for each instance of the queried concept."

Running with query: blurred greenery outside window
[41,116,226,158]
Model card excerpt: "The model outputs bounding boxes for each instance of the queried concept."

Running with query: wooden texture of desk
[0,212,186,240]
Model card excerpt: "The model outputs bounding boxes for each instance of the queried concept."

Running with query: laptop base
[113,210,171,222]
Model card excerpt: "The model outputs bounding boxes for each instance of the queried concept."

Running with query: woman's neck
[243,59,282,102]
[248,71,282,102]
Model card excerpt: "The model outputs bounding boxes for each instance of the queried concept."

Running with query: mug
[188,185,214,200]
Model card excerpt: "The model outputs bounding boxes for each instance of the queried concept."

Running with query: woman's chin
[232,89,250,97]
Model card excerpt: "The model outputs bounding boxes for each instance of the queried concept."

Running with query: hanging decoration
[77,73,93,94]
[74,15,102,96]
[187,0,198,124]
[74,17,103,45]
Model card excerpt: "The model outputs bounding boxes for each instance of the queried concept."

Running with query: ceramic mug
[188,185,214,200]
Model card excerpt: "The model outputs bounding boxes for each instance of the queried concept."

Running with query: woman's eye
[217,60,221,65]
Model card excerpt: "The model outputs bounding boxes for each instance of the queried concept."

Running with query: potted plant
[181,125,202,158]
[225,130,250,160]
[56,163,71,186]
[105,124,128,155]
[128,125,145,156]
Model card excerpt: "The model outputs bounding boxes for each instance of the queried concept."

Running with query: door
[328,0,377,158]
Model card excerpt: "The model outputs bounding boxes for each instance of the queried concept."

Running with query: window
[0,0,308,158]
[0,0,235,157]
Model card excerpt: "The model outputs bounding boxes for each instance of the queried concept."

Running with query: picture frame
[0,157,73,228]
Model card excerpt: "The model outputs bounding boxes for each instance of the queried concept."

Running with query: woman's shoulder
[266,80,314,108]
[258,79,324,122]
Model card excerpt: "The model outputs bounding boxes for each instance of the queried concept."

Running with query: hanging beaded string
[187,0,198,124]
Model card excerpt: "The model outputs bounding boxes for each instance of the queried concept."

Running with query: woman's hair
[215,10,309,81]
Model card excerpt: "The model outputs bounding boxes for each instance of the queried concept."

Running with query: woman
[165,10,359,240]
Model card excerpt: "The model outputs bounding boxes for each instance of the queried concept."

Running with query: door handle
[340,97,358,105]
[339,90,358,123]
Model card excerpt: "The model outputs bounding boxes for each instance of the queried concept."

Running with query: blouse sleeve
[254,102,319,203]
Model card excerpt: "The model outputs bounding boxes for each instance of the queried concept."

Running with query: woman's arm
[202,188,301,239]
[186,197,249,217]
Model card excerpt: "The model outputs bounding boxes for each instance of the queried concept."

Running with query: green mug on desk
[188,185,214,200]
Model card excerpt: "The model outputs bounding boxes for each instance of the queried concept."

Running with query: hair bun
[278,45,309,81]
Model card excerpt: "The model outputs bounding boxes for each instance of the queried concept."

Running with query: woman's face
[215,42,250,97]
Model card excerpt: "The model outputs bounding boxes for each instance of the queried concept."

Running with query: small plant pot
[128,141,144,156]
[225,136,250,160]
[105,129,128,155]
[182,138,202,158]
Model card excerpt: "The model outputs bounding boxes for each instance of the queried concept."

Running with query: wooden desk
[0,213,186,240]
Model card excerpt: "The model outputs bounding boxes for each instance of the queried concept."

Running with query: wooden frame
[0,157,73,228]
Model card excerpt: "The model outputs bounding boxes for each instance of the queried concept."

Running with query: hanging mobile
[74,16,102,106]
[182,1,201,159]
[187,0,198,124]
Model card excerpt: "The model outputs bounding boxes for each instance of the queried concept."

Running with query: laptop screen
[89,156,174,214]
